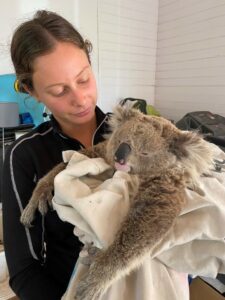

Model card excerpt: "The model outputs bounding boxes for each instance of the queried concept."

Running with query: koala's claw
[38,190,53,215]
[20,205,35,228]
[20,189,53,227]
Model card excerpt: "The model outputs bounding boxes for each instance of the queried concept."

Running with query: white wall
[0,0,77,74]
[73,1,99,91]
[97,0,159,112]
[0,0,159,113]
[2,0,225,118]
[155,0,225,121]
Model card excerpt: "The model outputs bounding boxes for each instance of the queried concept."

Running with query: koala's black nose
[114,143,131,165]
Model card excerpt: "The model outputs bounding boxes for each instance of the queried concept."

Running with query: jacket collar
[50,106,110,145]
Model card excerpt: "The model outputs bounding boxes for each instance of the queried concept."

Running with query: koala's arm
[20,161,67,227]
[21,141,108,227]
[74,176,186,300]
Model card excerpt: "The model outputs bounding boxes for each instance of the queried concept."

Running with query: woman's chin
[69,108,95,124]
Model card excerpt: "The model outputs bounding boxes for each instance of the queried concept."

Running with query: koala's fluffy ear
[108,105,143,130]
[146,116,214,184]
[164,122,214,184]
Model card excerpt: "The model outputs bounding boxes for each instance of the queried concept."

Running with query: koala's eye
[141,152,149,156]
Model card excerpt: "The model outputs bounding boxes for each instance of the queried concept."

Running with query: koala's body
[21,106,213,300]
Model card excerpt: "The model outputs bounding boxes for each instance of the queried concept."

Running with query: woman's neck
[60,117,97,148]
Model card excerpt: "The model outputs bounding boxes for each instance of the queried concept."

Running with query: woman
[2,10,110,300]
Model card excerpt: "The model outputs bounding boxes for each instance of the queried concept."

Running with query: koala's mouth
[114,162,131,173]
[114,142,131,173]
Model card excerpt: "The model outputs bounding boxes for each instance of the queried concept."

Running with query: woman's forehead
[32,43,90,86]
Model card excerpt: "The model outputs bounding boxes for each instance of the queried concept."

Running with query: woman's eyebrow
[45,65,90,89]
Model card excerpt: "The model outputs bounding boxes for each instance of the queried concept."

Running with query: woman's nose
[70,88,86,107]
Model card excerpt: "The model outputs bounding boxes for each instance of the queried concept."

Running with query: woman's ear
[23,84,40,102]
[22,83,32,95]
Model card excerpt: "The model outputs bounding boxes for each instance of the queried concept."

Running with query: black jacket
[2,107,110,300]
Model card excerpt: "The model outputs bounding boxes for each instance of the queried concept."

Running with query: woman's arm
[2,145,64,300]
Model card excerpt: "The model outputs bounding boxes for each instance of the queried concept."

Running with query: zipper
[91,115,108,146]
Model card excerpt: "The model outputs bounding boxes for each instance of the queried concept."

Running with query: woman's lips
[73,107,91,118]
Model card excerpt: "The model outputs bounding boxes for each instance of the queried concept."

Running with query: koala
[20,106,213,300]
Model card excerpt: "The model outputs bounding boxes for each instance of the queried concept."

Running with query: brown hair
[11,10,92,93]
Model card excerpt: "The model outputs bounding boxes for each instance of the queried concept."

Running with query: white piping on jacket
[10,127,53,260]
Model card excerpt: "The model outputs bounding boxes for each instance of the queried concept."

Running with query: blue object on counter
[19,112,34,125]
[0,74,44,126]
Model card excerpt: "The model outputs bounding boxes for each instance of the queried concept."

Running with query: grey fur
[20,106,214,300]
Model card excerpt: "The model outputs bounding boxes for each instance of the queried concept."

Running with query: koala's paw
[37,188,53,215]
[79,245,100,267]
[127,175,139,199]
[74,250,107,300]
[74,276,103,300]
[20,203,36,227]
[20,188,53,227]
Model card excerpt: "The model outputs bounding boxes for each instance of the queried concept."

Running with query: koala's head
[106,106,213,182]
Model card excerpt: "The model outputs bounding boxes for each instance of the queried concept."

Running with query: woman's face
[30,42,97,129]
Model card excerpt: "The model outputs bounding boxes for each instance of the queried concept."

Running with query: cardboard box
[0,206,3,244]
[0,250,17,300]
[190,277,224,300]
[0,279,17,300]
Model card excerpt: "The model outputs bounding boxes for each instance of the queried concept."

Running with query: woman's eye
[50,88,67,97]
[55,90,67,97]
[78,78,89,85]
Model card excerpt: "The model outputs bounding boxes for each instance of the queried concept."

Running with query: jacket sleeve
[2,144,64,300]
